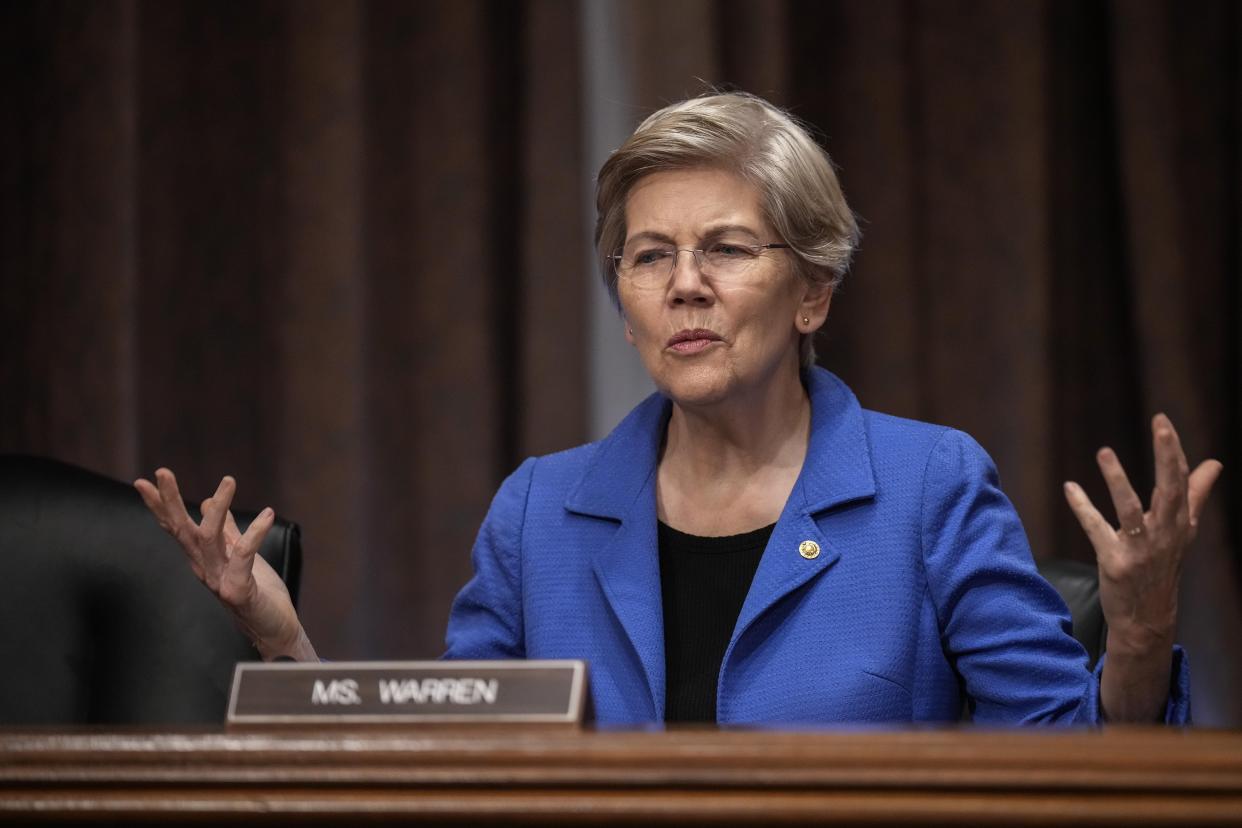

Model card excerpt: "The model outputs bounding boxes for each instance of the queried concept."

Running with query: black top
[658,520,774,723]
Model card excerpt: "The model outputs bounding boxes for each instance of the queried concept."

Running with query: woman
[137,92,1221,725]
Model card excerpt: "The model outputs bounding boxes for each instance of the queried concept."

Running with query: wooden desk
[2,727,1241,825]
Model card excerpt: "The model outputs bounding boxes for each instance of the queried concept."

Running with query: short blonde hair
[595,91,860,367]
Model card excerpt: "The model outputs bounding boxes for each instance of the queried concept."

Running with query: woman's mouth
[666,328,723,354]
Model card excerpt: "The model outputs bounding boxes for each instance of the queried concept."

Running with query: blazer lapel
[565,392,669,719]
[733,510,840,642]
[729,369,878,655]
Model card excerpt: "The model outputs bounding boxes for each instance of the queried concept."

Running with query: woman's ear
[797,283,833,332]
[623,317,635,345]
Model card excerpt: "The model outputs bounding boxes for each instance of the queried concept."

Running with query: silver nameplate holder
[226,660,589,729]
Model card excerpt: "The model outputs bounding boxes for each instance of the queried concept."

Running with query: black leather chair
[1036,558,1106,668]
[0,455,301,724]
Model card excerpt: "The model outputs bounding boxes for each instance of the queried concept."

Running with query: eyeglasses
[609,241,791,289]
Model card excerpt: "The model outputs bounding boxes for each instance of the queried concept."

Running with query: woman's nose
[667,249,713,305]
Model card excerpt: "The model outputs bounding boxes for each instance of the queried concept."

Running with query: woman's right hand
[134,469,317,662]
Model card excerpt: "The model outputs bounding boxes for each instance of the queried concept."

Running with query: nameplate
[226,660,588,728]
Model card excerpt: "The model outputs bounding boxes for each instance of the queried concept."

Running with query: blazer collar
[795,366,877,513]
[563,391,667,521]
[564,366,877,521]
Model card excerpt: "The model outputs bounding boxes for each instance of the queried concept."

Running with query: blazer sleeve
[442,457,536,659]
[918,429,1190,724]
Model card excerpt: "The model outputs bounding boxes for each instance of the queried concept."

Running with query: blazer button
[799,540,820,560]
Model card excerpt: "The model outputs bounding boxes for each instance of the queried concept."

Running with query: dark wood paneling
[274,0,368,655]
[135,0,287,500]
[791,1,922,418]
[0,0,138,476]
[521,0,588,458]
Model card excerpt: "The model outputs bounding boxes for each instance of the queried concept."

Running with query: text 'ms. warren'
[311,677,499,706]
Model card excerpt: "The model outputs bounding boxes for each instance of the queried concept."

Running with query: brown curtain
[0,0,588,660]
[2,0,1238,724]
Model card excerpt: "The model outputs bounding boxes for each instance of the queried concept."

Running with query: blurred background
[2,0,1239,724]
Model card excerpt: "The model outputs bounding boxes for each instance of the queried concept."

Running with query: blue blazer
[445,367,1189,725]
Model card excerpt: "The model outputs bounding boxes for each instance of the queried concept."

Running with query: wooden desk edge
[2,727,1240,825]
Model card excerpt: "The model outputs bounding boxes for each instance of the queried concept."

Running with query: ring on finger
[1124,524,1144,537]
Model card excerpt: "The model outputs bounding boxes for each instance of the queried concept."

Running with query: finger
[1153,413,1191,477]
[154,468,195,530]
[134,478,165,517]
[1095,448,1144,532]
[234,507,275,563]
[1063,481,1117,553]
[200,476,236,538]
[1150,414,1189,524]
[136,477,180,535]
[1187,459,1224,527]
[224,509,242,546]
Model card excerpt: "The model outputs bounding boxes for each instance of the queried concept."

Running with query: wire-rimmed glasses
[610,241,791,289]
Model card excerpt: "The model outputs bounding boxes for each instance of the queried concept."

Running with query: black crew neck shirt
[658,520,775,723]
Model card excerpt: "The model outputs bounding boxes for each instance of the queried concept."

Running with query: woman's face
[618,167,829,408]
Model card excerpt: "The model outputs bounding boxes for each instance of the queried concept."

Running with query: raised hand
[1063,413,1222,721]
[134,469,316,661]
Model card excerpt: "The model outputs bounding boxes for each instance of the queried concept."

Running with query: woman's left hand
[1063,413,1222,721]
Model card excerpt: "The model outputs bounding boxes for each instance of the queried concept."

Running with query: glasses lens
[703,242,761,277]
[618,246,674,287]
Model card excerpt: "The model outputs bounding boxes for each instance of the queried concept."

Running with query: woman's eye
[711,243,751,257]
[634,250,669,266]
